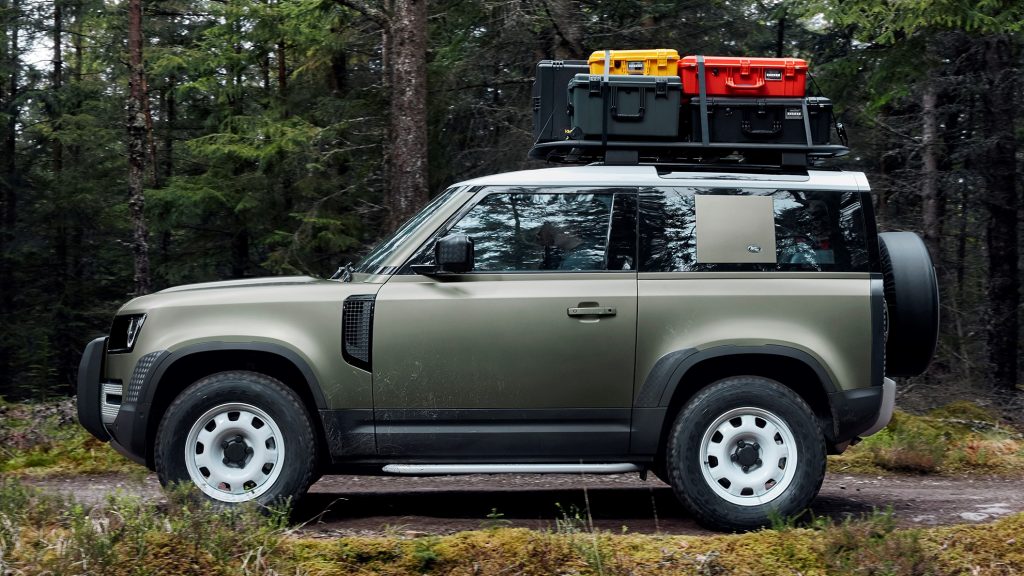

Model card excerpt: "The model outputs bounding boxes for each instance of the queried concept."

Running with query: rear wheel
[665,376,825,531]
[155,370,317,507]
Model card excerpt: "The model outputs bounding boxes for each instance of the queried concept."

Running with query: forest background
[0,0,1020,403]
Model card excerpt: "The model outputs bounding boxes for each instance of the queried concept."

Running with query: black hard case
[688,96,832,145]
[532,60,589,144]
[568,74,682,139]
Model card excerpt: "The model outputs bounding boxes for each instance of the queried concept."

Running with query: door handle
[567,306,617,317]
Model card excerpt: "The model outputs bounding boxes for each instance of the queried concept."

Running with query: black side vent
[342,294,376,370]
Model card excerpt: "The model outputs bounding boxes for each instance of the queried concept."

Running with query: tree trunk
[385,0,428,231]
[0,0,18,394]
[127,0,150,296]
[979,35,1019,390]
[545,0,584,60]
[920,79,941,268]
[231,227,249,277]
[776,10,785,58]
[1,0,19,311]
[52,0,63,172]
[143,74,157,188]
[276,40,287,96]
[163,74,175,182]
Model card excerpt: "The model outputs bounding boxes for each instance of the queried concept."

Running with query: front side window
[640,187,871,272]
[409,187,636,272]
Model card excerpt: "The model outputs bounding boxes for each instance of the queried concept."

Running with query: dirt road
[22,472,1024,536]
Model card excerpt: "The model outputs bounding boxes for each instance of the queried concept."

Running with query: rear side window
[639,187,871,272]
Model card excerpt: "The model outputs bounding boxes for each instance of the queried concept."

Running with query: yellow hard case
[588,49,680,76]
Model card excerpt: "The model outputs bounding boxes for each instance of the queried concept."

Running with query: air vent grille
[342,295,375,370]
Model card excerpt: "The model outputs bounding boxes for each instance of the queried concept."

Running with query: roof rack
[529,140,849,167]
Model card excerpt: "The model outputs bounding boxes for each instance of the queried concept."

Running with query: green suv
[78,165,938,531]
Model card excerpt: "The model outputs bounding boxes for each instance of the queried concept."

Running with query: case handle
[741,121,783,136]
[726,76,766,90]
[609,86,646,120]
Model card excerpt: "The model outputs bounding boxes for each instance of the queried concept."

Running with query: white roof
[457,165,868,191]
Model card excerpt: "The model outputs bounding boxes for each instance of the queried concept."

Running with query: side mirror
[435,234,474,273]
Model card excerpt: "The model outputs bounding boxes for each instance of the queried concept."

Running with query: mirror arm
[410,264,444,276]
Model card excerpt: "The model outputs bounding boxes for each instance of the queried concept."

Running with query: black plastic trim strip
[137,342,328,412]
[374,408,631,458]
[321,409,377,459]
[634,344,838,410]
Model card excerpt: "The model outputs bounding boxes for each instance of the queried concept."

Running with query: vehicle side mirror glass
[435,234,474,273]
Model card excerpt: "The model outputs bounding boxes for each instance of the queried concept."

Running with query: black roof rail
[529,140,850,168]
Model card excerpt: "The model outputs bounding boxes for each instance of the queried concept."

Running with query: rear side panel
[631,183,879,452]
[634,273,873,400]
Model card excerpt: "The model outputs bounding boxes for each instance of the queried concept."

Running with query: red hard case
[679,56,807,97]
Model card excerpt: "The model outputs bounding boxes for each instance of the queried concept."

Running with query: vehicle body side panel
[635,273,873,400]
[372,272,637,456]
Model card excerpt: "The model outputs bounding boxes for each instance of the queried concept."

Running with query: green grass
[829,401,1024,476]
[1,478,1023,576]
[0,399,144,476]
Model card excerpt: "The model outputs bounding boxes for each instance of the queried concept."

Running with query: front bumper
[76,337,161,467]
[76,337,110,441]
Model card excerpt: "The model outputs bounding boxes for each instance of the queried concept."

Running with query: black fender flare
[118,341,328,464]
[629,345,839,456]
[138,341,328,411]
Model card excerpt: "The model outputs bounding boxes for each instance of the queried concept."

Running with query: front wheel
[155,371,318,507]
[665,376,825,531]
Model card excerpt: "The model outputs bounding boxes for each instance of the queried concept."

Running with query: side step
[381,463,641,475]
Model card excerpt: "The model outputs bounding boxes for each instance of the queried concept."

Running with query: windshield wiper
[330,262,354,282]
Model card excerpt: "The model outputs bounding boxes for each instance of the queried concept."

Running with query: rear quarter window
[640,187,871,272]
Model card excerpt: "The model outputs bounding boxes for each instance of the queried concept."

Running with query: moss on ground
[829,401,1024,476]
[2,478,1024,576]
[0,398,143,476]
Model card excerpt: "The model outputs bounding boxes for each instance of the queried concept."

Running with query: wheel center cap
[222,436,252,468]
[735,441,760,468]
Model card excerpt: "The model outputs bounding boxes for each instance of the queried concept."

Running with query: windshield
[351,187,462,274]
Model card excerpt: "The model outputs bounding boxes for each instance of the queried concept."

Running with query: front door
[372,187,638,459]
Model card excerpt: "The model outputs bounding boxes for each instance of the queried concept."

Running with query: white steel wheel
[665,376,826,532]
[698,406,798,506]
[184,402,286,503]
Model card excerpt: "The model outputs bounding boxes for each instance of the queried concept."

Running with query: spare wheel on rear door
[878,231,939,377]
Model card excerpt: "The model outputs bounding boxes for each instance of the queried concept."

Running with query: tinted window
[411,187,636,272]
[640,187,870,272]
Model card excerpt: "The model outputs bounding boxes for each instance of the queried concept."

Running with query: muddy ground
[20,471,1024,536]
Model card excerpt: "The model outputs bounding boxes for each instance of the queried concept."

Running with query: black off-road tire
[155,370,318,509]
[665,376,826,532]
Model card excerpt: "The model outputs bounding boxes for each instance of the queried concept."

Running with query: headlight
[108,314,147,353]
